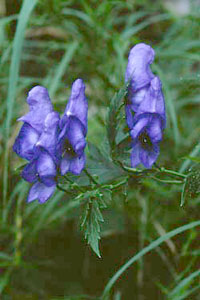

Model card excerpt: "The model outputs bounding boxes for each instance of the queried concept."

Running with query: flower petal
[36,111,60,161]
[64,116,86,156]
[137,77,166,121]
[125,43,155,92]
[13,123,40,160]
[36,149,57,186]
[130,115,150,139]
[27,182,56,203]
[139,143,160,168]
[130,143,141,168]
[21,160,37,183]
[125,104,134,129]
[60,153,86,175]
[147,114,163,143]
[62,79,88,133]
[19,86,53,133]
[129,85,150,112]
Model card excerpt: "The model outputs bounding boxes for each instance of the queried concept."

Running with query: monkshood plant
[13,43,197,257]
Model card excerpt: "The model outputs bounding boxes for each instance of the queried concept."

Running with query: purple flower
[125,43,166,168]
[58,79,88,175]
[130,113,164,168]
[126,76,165,129]
[13,86,54,160]
[136,77,166,122]
[18,112,60,203]
[13,86,60,203]
[13,122,40,161]
[22,148,57,203]
[125,43,155,114]
[18,86,53,133]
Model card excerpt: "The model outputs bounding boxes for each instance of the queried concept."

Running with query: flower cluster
[13,79,88,203]
[13,43,166,204]
[125,43,166,168]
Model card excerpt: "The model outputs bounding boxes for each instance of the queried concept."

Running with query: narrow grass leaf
[3,0,37,222]
[169,269,200,298]
[101,220,200,298]
[49,41,78,98]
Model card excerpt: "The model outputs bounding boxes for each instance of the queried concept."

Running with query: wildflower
[125,43,166,168]
[13,87,60,203]
[13,86,53,160]
[125,43,155,113]
[129,77,166,169]
[18,86,53,133]
[58,79,88,175]
[22,147,57,203]
[21,112,60,203]
[136,77,166,122]
[130,113,164,168]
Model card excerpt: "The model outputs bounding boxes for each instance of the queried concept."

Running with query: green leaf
[81,197,105,257]
[168,269,200,299]
[102,220,200,298]
[88,142,108,163]
[3,0,38,222]
[106,84,128,152]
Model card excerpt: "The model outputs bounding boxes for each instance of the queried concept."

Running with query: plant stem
[102,177,128,190]
[150,176,183,184]
[63,175,85,192]
[155,167,186,179]
[56,184,69,194]
[84,169,99,185]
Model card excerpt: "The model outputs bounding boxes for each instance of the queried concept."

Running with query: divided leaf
[106,84,128,151]
[81,196,106,257]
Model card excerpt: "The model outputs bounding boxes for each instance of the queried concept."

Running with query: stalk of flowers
[13,79,88,203]
[125,43,166,168]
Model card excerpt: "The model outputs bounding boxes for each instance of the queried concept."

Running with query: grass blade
[49,41,79,98]
[101,220,200,298]
[3,0,37,222]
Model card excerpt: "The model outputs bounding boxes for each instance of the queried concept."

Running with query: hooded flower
[125,43,166,168]
[125,43,155,112]
[22,147,57,203]
[20,112,60,203]
[13,87,60,203]
[130,113,164,168]
[13,86,54,160]
[136,77,166,122]
[18,86,53,133]
[58,79,88,175]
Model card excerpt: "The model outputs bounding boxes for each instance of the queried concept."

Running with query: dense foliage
[1,0,200,299]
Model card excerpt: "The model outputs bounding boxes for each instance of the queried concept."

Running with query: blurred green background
[1,0,200,299]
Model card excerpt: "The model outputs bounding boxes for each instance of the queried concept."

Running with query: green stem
[118,161,186,179]
[102,177,128,190]
[84,169,99,185]
[63,175,84,192]
[150,176,183,184]
[155,167,186,179]
[56,184,70,194]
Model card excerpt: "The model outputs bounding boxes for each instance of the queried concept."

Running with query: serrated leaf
[107,84,128,151]
[81,198,105,257]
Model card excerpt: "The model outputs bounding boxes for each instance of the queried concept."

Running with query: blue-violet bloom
[13,87,60,203]
[130,112,165,168]
[125,44,166,168]
[13,86,54,160]
[125,43,155,128]
[58,79,88,175]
